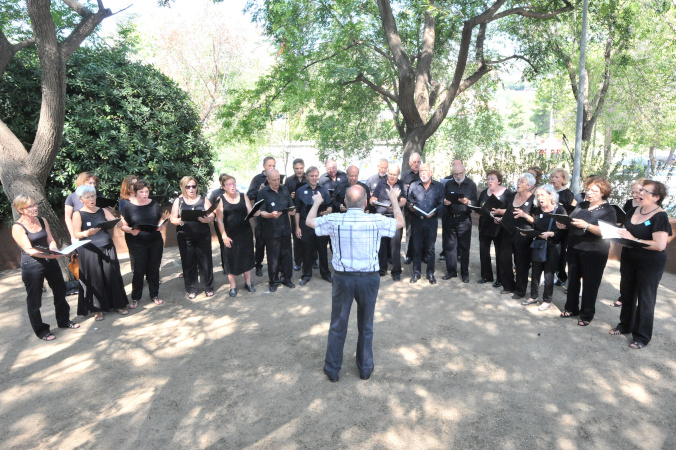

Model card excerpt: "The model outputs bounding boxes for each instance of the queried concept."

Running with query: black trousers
[177,232,214,294]
[291,216,302,266]
[564,247,608,321]
[378,227,403,276]
[529,243,560,302]
[254,218,266,269]
[498,236,532,295]
[21,258,71,338]
[410,217,438,276]
[301,225,331,280]
[479,231,501,282]
[557,231,568,282]
[215,219,228,273]
[404,210,413,259]
[266,234,293,285]
[128,237,163,301]
[443,217,472,277]
[617,249,666,345]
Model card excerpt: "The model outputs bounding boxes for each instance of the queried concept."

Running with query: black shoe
[392,274,401,281]
[293,264,301,271]
[427,275,437,284]
[462,276,469,283]
[442,273,456,280]
[229,288,237,297]
[404,257,412,265]
[323,368,339,382]
[379,270,387,276]
[312,262,319,270]
[245,284,256,293]
[299,279,309,286]
[477,278,492,284]
[555,279,566,286]
[360,370,373,380]
[269,284,278,292]
[282,280,296,288]
[493,281,502,288]
[410,274,420,283]
[322,275,333,283]
[512,293,525,300]
[255,268,263,277]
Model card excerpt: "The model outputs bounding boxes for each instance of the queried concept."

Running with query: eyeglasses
[185,185,197,189]
[82,194,96,200]
[631,190,641,195]
[639,188,654,195]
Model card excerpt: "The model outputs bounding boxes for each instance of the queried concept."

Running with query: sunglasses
[185,185,197,189]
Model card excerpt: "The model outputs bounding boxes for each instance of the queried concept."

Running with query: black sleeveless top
[501,193,535,242]
[221,194,250,237]
[177,196,211,239]
[77,208,114,248]
[14,217,49,264]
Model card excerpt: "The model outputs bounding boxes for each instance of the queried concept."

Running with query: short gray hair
[534,184,559,206]
[519,172,536,187]
[75,185,96,199]
[345,185,366,208]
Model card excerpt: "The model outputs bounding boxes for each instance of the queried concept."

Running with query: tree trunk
[648,145,656,177]
[401,129,427,172]
[603,124,612,174]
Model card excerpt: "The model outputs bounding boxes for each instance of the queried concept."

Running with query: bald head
[347,165,359,186]
[325,159,338,178]
[387,164,400,186]
[409,152,421,173]
[267,169,281,190]
[452,162,466,183]
[345,185,367,209]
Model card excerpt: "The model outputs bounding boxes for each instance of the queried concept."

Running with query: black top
[119,198,131,217]
[14,217,49,264]
[247,171,268,201]
[444,177,478,217]
[366,173,387,193]
[623,210,672,254]
[208,187,226,205]
[284,175,307,196]
[77,208,113,248]
[221,194,251,237]
[568,201,617,252]
[318,171,347,191]
[401,169,420,187]
[331,181,371,213]
[123,200,162,243]
[623,199,638,218]
[372,179,406,216]
[407,180,444,218]
[531,205,566,246]
[258,185,294,238]
[477,188,513,236]
[295,184,331,220]
[177,196,211,239]
[557,188,575,211]
[501,193,535,242]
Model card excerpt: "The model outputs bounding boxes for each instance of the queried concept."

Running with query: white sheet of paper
[57,240,92,254]
[597,220,622,239]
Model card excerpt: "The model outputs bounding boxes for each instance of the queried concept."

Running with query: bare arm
[305,192,324,229]
[388,188,404,230]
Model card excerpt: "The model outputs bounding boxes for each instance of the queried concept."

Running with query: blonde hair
[550,167,569,185]
[13,194,36,212]
[179,176,199,197]
[75,171,98,187]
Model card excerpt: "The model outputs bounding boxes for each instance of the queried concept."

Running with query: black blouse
[623,210,672,254]
[78,209,114,248]
[531,205,566,246]
[123,200,162,243]
[478,188,513,237]
[501,193,535,242]
[177,196,211,240]
[568,201,616,252]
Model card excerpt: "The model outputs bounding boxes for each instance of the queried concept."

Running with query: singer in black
[295,166,333,285]
[285,158,308,271]
[612,180,672,348]
[441,162,477,282]
[247,156,276,276]
[401,152,421,264]
[550,168,576,286]
[371,164,407,280]
[258,169,296,292]
[495,173,536,299]
[476,171,512,287]
[559,176,616,326]
[407,163,444,284]
[12,194,81,341]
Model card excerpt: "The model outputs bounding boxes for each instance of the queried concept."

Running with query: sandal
[152,297,164,305]
[612,300,622,307]
[95,313,105,321]
[41,333,56,341]
[61,321,81,329]
[609,328,626,335]
[205,291,214,297]
[578,320,591,326]
[187,293,197,299]
[560,311,577,318]
[118,309,129,315]
[630,341,645,349]
[129,300,139,309]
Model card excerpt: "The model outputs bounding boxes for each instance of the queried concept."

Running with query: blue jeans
[324,272,380,378]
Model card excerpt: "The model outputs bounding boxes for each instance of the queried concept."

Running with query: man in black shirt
[371,164,407,280]
[331,166,371,213]
[407,163,444,284]
[294,166,333,285]
[284,158,307,271]
[318,158,347,191]
[366,159,388,193]
[401,152,421,264]
[441,162,477,282]
[257,169,296,292]
[247,156,276,276]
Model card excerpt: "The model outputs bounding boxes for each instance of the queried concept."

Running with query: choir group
[11,155,672,349]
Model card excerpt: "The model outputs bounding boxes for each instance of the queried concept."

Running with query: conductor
[307,184,404,382]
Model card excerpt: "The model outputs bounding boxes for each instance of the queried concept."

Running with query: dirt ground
[1,230,675,449]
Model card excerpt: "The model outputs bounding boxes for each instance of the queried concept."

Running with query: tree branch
[375,0,413,74]
[354,40,394,62]
[60,3,113,59]
[486,54,538,72]
[382,95,406,139]
[0,31,36,77]
[61,0,93,17]
[342,73,398,103]
[488,0,574,23]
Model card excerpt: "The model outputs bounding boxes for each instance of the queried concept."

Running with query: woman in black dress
[120,180,166,308]
[169,176,215,299]
[495,172,536,299]
[208,173,229,274]
[550,168,576,286]
[521,185,566,311]
[559,176,616,326]
[72,185,129,320]
[612,180,672,348]
[118,174,138,271]
[612,178,644,307]
[65,171,98,242]
[11,194,80,340]
[217,175,257,297]
[476,170,513,287]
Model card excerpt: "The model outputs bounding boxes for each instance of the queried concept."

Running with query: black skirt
[77,242,129,315]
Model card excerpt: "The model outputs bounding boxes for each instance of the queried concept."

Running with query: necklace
[639,205,659,215]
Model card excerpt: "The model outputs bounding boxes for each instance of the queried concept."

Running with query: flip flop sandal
[578,320,591,326]
[62,321,80,329]
[630,341,645,349]
[129,300,139,309]
[152,297,164,305]
[95,314,105,321]
[118,309,129,315]
[41,333,56,341]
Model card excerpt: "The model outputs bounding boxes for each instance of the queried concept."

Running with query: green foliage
[0,47,213,218]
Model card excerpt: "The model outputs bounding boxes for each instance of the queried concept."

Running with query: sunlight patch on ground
[300,322,329,337]
[620,382,652,404]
